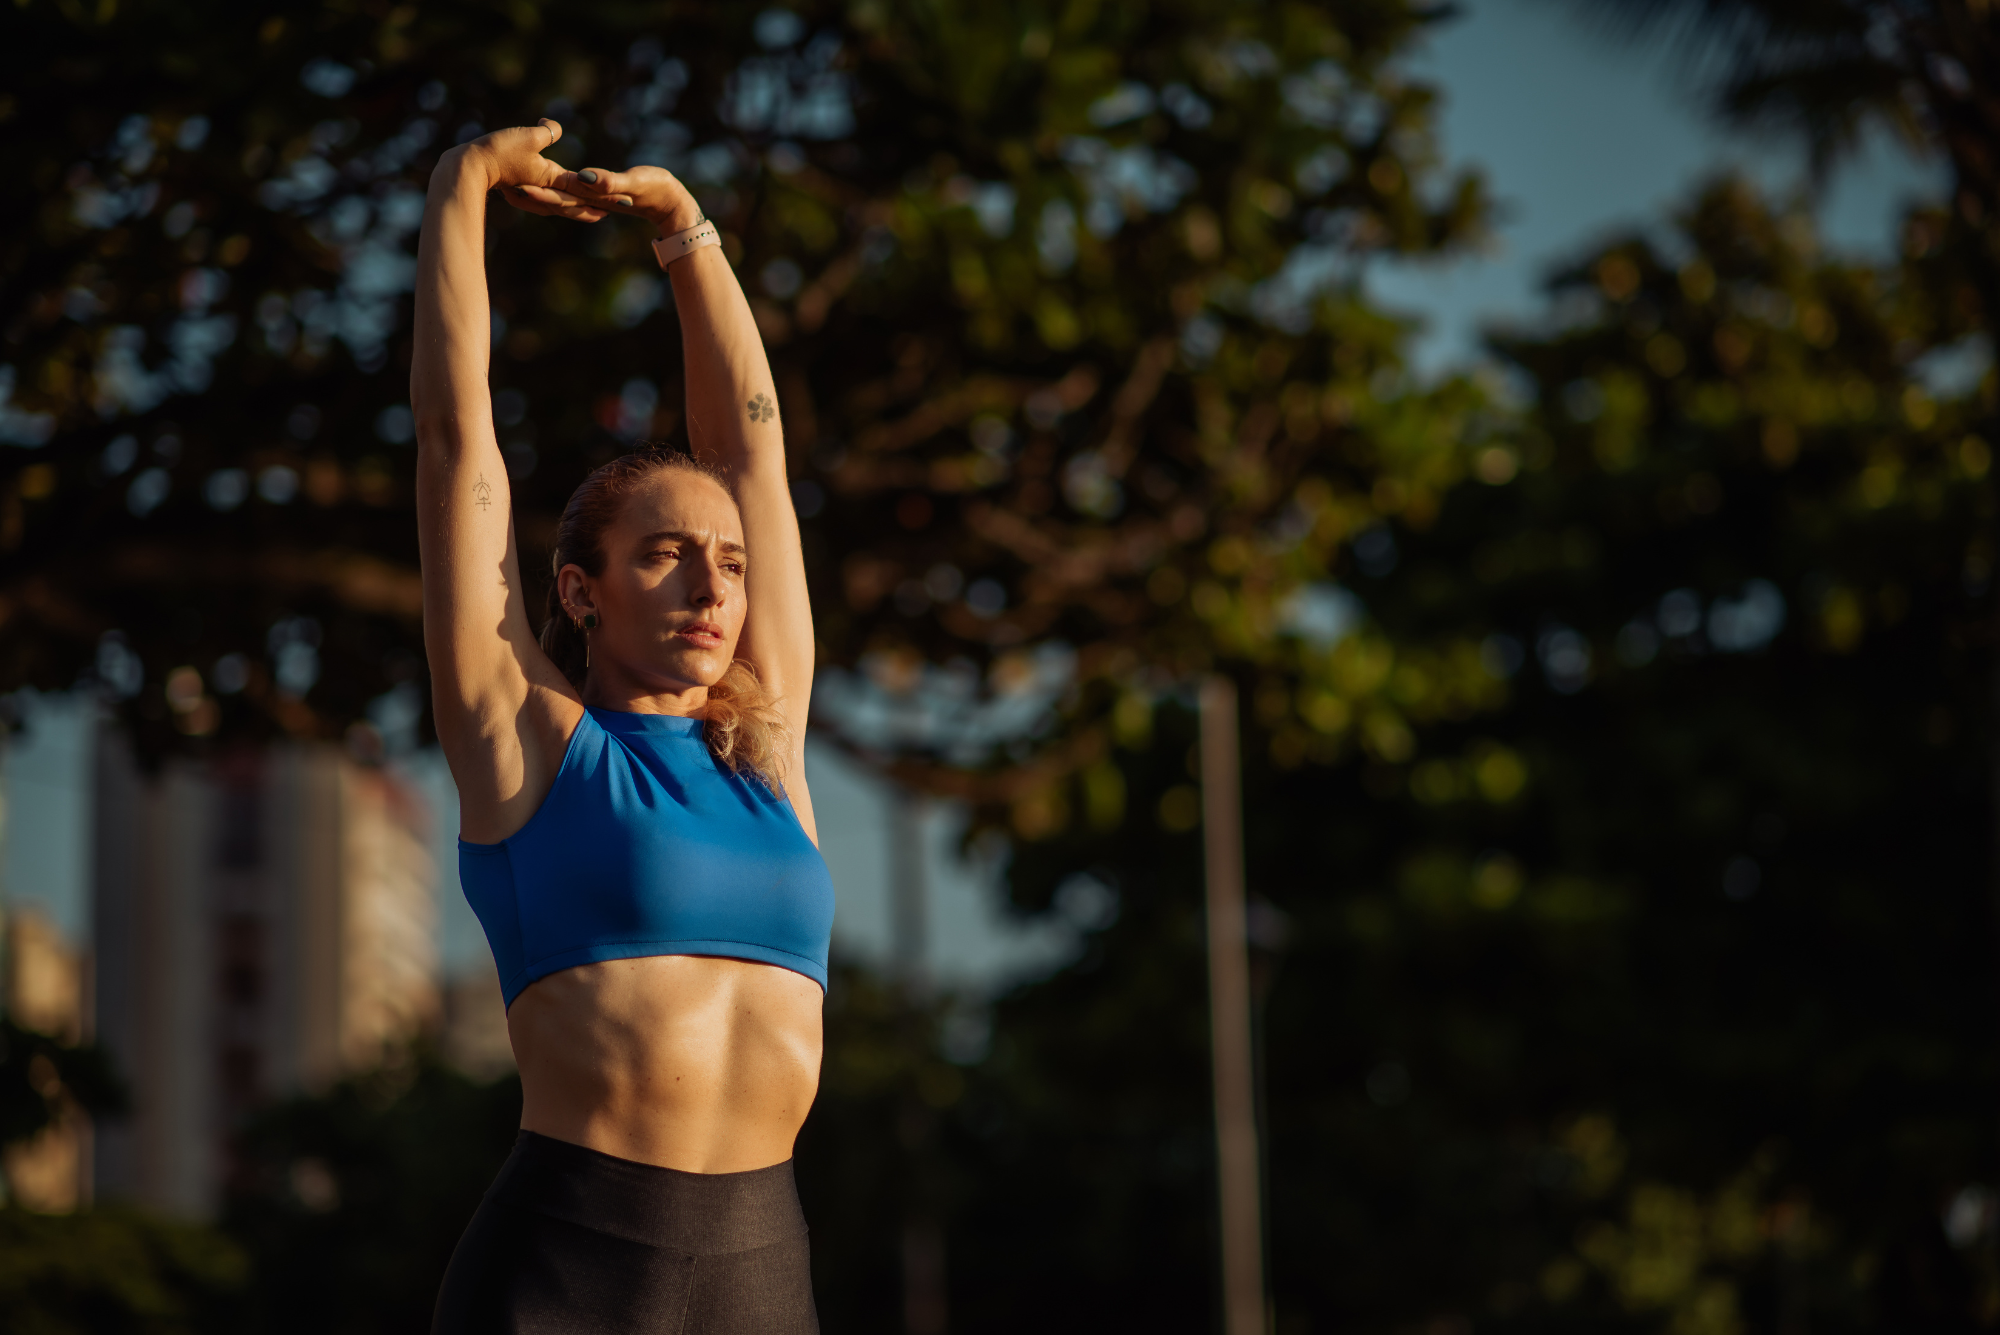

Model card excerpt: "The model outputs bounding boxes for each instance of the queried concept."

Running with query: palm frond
[1564,0,1926,176]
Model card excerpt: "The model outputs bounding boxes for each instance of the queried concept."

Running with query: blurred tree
[1564,0,1999,316]
[899,178,2000,1333]
[1,1,1501,1327]
[10,1,1992,1332]
[0,0,1491,787]
[796,963,967,1330]
[1570,0,2000,1284]
[0,1203,247,1335]
[219,1055,522,1335]
[1567,0,2000,1003]
[130,166,2000,1334]
[1,1023,240,1335]
[0,1016,126,1162]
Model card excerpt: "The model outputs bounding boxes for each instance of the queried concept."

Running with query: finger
[500,187,557,216]
[514,185,585,208]
[500,193,605,223]
[503,185,600,219]
[553,191,631,209]
[554,175,639,213]
[516,186,606,222]
[559,167,632,197]
[486,121,561,157]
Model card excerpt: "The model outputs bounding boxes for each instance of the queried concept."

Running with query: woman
[413,118,832,1334]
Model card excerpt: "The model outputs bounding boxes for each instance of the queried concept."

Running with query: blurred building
[89,735,441,1217]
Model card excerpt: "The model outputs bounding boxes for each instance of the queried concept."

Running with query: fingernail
[578,170,598,184]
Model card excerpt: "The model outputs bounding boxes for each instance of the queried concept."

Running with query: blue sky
[2,693,93,942]
[1372,0,1942,373]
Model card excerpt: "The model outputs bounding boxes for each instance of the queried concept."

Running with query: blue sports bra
[458,707,835,1007]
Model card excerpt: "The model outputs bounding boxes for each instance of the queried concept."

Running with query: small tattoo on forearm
[747,392,775,423]
[473,474,493,510]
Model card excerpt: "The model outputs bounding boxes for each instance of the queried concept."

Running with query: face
[556,469,748,696]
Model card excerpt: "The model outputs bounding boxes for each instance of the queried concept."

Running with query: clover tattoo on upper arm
[747,393,776,424]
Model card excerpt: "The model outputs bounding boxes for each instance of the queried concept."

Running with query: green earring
[583,613,597,629]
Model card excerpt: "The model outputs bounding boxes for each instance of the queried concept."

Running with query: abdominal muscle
[507,953,824,1175]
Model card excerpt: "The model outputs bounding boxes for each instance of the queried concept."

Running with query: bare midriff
[507,953,824,1174]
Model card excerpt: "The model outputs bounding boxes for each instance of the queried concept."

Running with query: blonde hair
[538,447,792,793]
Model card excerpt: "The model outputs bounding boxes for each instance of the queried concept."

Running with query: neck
[579,667,710,717]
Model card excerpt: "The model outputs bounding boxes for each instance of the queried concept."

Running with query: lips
[676,621,725,648]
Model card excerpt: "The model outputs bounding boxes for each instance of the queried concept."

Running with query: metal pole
[888,794,931,999]
[1200,676,1266,1335]
[887,793,946,1335]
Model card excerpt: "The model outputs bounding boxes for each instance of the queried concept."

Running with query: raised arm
[412,121,603,841]
[673,230,816,744]
[560,169,817,789]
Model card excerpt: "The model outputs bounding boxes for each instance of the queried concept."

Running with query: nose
[686,551,727,609]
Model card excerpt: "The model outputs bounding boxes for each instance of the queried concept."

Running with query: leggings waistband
[486,1131,806,1255]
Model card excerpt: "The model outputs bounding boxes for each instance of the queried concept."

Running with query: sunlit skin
[412,119,822,1174]
[553,471,750,716]
[515,471,821,1173]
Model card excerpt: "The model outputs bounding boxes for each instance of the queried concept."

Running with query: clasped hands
[463,118,703,236]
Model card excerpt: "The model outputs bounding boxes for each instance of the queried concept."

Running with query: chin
[657,646,732,687]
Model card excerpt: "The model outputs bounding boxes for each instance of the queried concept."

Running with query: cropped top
[458,707,835,1007]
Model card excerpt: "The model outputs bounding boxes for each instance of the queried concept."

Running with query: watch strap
[652,219,720,268]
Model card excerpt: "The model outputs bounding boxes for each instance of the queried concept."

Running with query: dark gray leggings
[432,1132,819,1334]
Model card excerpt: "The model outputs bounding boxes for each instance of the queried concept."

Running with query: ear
[555,564,597,620]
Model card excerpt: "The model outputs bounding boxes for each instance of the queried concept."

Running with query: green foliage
[798,964,975,1329]
[1568,0,2000,400]
[12,174,1982,1334]
[946,177,2000,1332]
[0,0,1488,778]
[1566,0,1985,187]
[0,1023,223,1335]
[0,1204,247,1335]
[0,1018,126,1154]
[219,1055,524,1335]
[8,0,1995,1331]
